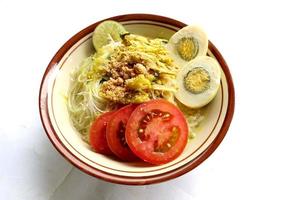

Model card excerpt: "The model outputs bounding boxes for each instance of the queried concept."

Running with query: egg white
[175,56,221,108]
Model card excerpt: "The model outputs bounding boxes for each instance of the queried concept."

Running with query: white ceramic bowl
[39,14,235,185]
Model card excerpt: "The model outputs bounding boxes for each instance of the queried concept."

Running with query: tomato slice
[106,104,139,161]
[125,99,188,165]
[89,111,116,155]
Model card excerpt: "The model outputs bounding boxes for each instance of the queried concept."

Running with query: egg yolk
[176,37,199,61]
[184,67,210,94]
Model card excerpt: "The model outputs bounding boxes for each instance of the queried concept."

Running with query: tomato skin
[125,99,188,165]
[89,111,116,155]
[106,104,139,161]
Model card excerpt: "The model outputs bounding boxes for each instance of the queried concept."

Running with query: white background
[1,0,300,199]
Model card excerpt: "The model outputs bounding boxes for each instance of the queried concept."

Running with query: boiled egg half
[175,56,221,108]
[166,25,208,68]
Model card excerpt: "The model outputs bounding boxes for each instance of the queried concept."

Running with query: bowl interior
[47,21,229,177]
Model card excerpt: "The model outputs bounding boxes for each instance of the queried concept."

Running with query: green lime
[92,20,128,51]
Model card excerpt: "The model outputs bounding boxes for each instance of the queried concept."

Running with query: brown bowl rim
[39,13,235,185]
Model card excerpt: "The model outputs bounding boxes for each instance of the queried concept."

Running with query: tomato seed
[162,113,171,121]
[163,113,170,118]
[150,112,158,117]
[145,114,151,121]
[118,122,128,147]
[138,128,144,133]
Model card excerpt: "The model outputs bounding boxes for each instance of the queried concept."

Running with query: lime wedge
[92,20,128,51]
